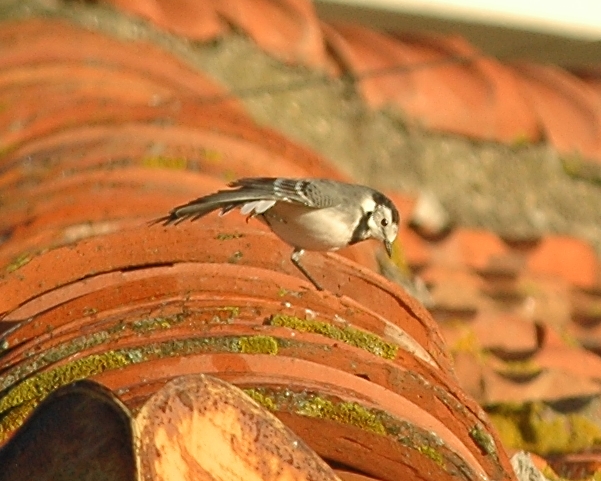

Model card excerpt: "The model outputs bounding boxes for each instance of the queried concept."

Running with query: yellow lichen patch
[237,336,278,355]
[417,445,445,466]
[130,314,185,333]
[243,389,278,412]
[0,400,38,442]
[487,402,601,455]
[297,396,386,435]
[210,307,241,324]
[497,359,542,379]
[142,156,187,170]
[201,148,222,163]
[0,352,130,416]
[447,322,482,357]
[268,314,397,360]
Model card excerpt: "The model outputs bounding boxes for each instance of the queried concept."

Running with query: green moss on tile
[0,352,130,439]
[239,387,459,474]
[5,253,32,274]
[297,396,386,435]
[201,148,223,163]
[447,323,482,357]
[469,424,497,456]
[268,314,397,360]
[210,306,241,324]
[130,313,185,333]
[215,232,244,241]
[277,288,303,298]
[237,336,278,355]
[498,359,542,378]
[560,153,601,184]
[0,332,114,391]
[142,156,188,170]
[0,352,130,414]
[487,402,601,455]
[243,388,278,411]
[0,400,38,443]
[417,444,445,466]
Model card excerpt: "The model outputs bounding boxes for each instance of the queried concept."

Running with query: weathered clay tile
[136,374,343,481]
[0,18,244,115]
[0,380,135,481]
[525,236,600,289]
[511,62,601,162]
[0,376,346,481]
[102,0,330,68]
[482,364,600,404]
[0,223,450,370]
[8,6,600,477]
[321,23,540,143]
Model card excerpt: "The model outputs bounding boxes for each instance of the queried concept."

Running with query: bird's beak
[384,240,393,257]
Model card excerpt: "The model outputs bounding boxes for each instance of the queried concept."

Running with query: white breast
[261,202,354,251]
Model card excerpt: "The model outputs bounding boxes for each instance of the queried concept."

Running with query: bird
[153,177,400,291]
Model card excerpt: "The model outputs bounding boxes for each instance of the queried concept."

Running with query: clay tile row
[0,16,515,481]
[0,376,344,481]
[90,0,601,166]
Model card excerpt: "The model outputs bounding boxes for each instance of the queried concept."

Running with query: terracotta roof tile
[51,1,601,165]
[6,1,601,474]
[321,23,541,143]
[104,0,330,68]
[525,236,600,289]
[511,62,601,162]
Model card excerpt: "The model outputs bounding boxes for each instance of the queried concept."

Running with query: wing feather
[151,178,322,226]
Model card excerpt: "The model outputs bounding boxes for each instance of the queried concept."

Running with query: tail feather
[151,187,280,226]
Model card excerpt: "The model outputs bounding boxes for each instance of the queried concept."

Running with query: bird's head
[366,193,399,257]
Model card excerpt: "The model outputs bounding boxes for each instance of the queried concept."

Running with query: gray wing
[152,177,340,226]
[233,178,339,208]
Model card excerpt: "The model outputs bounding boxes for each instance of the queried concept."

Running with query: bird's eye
[381,218,389,227]
[366,211,373,218]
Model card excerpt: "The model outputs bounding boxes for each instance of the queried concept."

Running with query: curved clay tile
[322,23,540,143]
[0,16,516,481]
[0,222,449,369]
[0,381,136,481]
[136,374,343,481]
[511,62,601,162]
[525,236,599,289]
[0,376,345,481]
[102,0,329,68]
[0,19,245,115]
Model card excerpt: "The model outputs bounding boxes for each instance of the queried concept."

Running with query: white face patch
[359,196,377,216]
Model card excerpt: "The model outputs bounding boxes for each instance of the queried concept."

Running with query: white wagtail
[154,177,400,290]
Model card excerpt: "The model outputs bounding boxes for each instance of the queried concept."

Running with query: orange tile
[482,364,600,404]
[420,266,484,318]
[526,236,600,289]
[430,229,511,273]
[322,24,540,143]
[104,0,329,68]
[511,62,601,161]
[471,313,538,355]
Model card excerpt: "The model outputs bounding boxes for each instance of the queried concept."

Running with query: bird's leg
[290,248,323,291]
